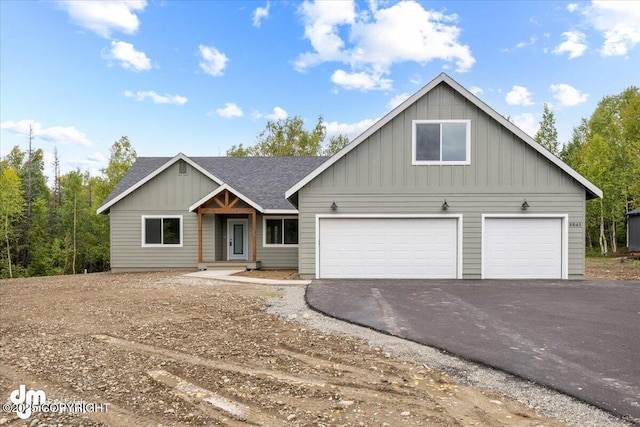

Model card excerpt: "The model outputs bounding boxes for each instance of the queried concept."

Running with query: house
[97,156,327,272]
[98,73,602,279]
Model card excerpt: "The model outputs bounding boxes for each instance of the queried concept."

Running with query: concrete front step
[198,261,261,271]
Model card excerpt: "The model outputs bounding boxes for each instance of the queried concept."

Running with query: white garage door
[318,217,458,279]
[484,218,563,279]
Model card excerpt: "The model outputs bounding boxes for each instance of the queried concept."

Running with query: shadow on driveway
[306,279,640,423]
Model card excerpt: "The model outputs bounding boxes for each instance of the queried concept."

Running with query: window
[412,120,470,165]
[178,160,187,175]
[142,216,183,246]
[264,217,298,246]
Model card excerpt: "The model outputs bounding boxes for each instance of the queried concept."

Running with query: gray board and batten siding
[296,81,587,279]
[109,160,218,271]
[108,159,299,271]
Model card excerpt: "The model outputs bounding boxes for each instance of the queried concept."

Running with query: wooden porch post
[197,210,203,263]
[251,210,257,262]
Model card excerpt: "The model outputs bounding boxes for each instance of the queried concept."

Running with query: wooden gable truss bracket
[195,189,257,263]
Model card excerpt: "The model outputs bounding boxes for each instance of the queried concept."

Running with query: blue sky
[1,0,639,180]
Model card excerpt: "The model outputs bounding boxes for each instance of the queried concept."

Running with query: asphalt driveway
[306,279,640,422]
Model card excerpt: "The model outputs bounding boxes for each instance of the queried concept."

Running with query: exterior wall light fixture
[522,199,530,210]
[331,200,338,210]
[442,199,449,210]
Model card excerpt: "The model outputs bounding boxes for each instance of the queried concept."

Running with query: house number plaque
[569,221,582,228]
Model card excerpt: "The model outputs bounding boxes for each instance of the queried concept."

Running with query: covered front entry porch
[190,185,262,270]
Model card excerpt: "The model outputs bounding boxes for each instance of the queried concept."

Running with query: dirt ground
[584,256,640,280]
[0,273,577,427]
[235,257,640,281]
[234,269,301,280]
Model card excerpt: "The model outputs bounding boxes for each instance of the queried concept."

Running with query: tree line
[1,96,636,279]
[0,116,346,279]
[0,135,136,278]
[536,87,640,256]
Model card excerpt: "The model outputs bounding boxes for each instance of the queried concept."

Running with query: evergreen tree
[535,103,560,156]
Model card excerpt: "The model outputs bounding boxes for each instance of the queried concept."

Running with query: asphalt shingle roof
[101,155,328,212]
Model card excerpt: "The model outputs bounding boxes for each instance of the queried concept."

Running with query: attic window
[412,120,470,165]
[178,160,187,175]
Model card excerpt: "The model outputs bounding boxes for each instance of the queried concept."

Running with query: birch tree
[0,166,25,278]
[227,116,349,157]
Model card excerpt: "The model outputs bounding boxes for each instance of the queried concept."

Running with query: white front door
[227,219,248,260]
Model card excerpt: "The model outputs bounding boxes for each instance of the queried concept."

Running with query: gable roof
[188,183,264,212]
[190,156,328,212]
[286,73,603,201]
[97,153,223,214]
[97,154,328,214]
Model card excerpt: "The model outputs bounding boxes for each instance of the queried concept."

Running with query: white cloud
[296,0,474,91]
[252,107,289,120]
[65,154,108,176]
[469,86,483,96]
[409,74,423,85]
[87,152,106,163]
[388,93,410,109]
[1,119,92,147]
[58,0,147,38]
[331,69,392,91]
[503,35,539,53]
[265,107,288,120]
[511,113,538,138]
[324,118,378,139]
[553,31,587,59]
[216,103,243,118]
[516,36,538,49]
[505,85,534,106]
[198,45,228,76]
[103,40,151,71]
[567,3,579,12]
[253,2,270,28]
[296,0,356,68]
[585,1,640,56]
[550,83,589,106]
[124,90,187,105]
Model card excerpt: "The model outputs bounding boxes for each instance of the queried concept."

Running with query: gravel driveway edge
[266,285,635,427]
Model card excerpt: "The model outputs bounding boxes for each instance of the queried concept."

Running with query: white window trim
[141,215,184,247]
[263,216,299,247]
[412,119,471,165]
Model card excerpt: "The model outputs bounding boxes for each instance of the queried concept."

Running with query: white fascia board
[96,153,225,214]
[188,183,264,213]
[286,73,602,201]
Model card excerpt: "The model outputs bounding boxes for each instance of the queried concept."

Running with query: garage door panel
[319,218,458,279]
[484,218,562,279]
